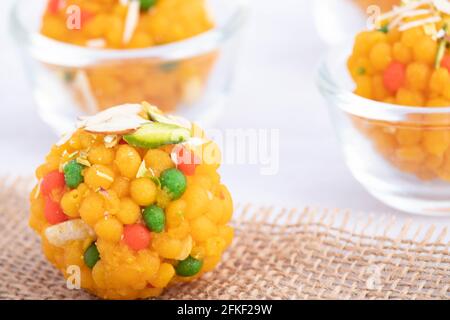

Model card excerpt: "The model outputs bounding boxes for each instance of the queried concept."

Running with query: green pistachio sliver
[435,25,448,69]
[150,176,161,188]
[123,122,191,149]
[142,102,191,130]
[435,40,446,69]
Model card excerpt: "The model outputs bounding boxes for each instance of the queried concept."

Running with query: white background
[1,0,450,228]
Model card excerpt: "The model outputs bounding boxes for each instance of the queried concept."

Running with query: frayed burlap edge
[0,177,449,300]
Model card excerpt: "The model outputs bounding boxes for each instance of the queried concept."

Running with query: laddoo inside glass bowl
[317,1,450,216]
[317,43,450,216]
[10,0,247,134]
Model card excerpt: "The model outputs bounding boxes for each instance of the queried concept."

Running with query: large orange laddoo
[29,103,233,299]
[40,0,217,112]
[348,1,450,181]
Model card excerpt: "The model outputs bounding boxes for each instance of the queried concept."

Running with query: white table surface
[1,0,450,230]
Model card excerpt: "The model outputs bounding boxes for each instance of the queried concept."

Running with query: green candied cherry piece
[160,168,187,200]
[64,160,84,188]
[140,0,157,11]
[143,205,166,233]
[84,243,100,269]
[123,122,191,149]
[176,256,203,277]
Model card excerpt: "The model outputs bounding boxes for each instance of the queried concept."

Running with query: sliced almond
[122,0,140,45]
[60,151,80,172]
[377,0,433,24]
[45,219,95,247]
[104,135,119,148]
[83,118,147,134]
[136,160,158,181]
[424,23,438,40]
[136,160,149,178]
[399,16,441,31]
[86,38,106,49]
[76,152,91,167]
[433,0,450,15]
[96,170,114,182]
[77,103,143,127]
[78,103,150,134]
[388,9,433,30]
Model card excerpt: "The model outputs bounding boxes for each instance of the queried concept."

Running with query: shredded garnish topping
[435,23,449,67]
[374,0,450,32]
[104,135,119,148]
[86,38,107,49]
[96,170,114,182]
[373,0,450,68]
[123,0,140,45]
[76,151,91,167]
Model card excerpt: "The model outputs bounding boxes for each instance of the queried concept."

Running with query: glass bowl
[10,0,247,134]
[317,43,450,216]
[313,0,399,46]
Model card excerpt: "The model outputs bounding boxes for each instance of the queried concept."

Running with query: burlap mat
[0,177,449,300]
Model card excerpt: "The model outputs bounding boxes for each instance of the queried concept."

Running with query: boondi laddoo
[348,0,450,181]
[29,102,233,299]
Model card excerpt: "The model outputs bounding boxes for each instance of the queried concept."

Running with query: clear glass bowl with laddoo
[10,0,247,133]
[318,1,450,215]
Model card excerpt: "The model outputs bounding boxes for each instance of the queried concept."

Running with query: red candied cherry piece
[174,146,200,176]
[123,224,151,251]
[80,10,94,27]
[41,171,66,197]
[44,196,68,225]
[441,55,450,73]
[47,0,60,15]
[383,61,406,93]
